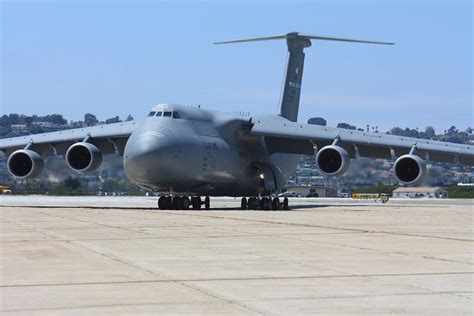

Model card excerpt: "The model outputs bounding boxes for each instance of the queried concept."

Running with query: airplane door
[201,138,217,174]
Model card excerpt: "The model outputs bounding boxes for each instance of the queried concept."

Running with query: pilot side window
[148,111,156,117]
[172,111,180,119]
[163,111,172,117]
[155,111,163,117]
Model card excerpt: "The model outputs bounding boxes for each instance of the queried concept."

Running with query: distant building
[286,185,336,197]
[392,187,448,199]
[457,183,474,187]
[10,124,28,132]
[31,122,69,132]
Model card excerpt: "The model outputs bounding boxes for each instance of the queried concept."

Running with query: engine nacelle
[394,154,427,186]
[7,149,44,179]
[316,145,351,176]
[65,142,103,173]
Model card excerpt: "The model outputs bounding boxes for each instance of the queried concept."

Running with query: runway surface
[0,196,472,315]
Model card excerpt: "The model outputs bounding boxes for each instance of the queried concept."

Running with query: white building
[392,187,448,199]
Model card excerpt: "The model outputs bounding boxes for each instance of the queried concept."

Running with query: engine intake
[66,142,103,173]
[316,145,351,176]
[394,154,427,186]
[7,149,44,179]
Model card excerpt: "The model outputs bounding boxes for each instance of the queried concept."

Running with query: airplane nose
[123,130,180,184]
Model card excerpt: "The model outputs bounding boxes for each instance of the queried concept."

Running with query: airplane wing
[251,118,474,165]
[0,121,137,157]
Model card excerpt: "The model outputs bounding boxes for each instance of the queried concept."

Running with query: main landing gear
[240,197,289,210]
[158,196,210,210]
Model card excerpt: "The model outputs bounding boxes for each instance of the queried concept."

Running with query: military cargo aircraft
[1,33,473,210]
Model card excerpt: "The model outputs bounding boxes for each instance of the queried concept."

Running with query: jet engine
[393,154,427,186]
[316,145,351,176]
[7,149,44,179]
[65,142,103,173]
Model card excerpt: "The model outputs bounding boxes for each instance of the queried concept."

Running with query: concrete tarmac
[0,196,472,315]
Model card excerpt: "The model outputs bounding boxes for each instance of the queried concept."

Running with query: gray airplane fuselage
[123,104,300,196]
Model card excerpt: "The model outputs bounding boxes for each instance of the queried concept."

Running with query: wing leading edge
[251,118,474,166]
[0,121,137,158]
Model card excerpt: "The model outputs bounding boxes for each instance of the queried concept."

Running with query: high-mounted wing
[0,121,136,157]
[251,118,474,166]
[0,121,137,179]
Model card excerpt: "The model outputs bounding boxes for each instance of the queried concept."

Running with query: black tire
[260,197,270,210]
[241,197,247,210]
[166,196,172,209]
[283,197,289,210]
[172,197,180,210]
[204,196,210,210]
[158,196,166,209]
[248,197,258,210]
[272,197,280,210]
[182,197,190,210]
[192,197,201,210]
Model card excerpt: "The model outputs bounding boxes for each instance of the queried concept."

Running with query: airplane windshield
[149,110,181,119]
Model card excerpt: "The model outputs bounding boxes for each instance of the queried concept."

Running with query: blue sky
[1,1,472,132]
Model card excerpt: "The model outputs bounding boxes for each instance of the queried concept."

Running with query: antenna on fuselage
[215,32,393,122]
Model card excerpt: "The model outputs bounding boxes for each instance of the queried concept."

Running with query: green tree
[424,126,435,138]
[447,186,474,198]
[337,123,357,130]
[308,117,327,126]
[51,176,87,195]
[105,116,121,124]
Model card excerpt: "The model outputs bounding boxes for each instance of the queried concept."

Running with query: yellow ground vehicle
[0,186,12,194]
[352,193,390,203]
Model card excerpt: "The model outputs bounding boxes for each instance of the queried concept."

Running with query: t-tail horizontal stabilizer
[215,32,394,122]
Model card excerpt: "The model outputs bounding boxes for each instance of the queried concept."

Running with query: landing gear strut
[158,195,210,210]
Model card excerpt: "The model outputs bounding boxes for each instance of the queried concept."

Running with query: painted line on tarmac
[1,271,472,288]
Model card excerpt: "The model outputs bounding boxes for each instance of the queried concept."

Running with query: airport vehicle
[0,186,12,194]
[1,32,473,210]
[352,193,390,203]
[277,191,301,198]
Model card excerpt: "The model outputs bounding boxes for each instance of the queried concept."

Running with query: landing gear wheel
[260,197,270,210]
[248,197,258,210]
[241,197,248,210]
[204,196,210,210]
[283,197,289,210]
[158,196,167,209]
[175,197,183,209]
[172,197,180,210]
[192,197,201,210]
[272,197,280,210]
[181,196,190,210]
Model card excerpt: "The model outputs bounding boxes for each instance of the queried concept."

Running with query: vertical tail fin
[215,32,393,122]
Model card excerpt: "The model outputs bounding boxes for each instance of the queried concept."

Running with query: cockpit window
[156,111,163,117]
[163,111,172,117]
[148,111,156,117]
[172,111,180,119]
